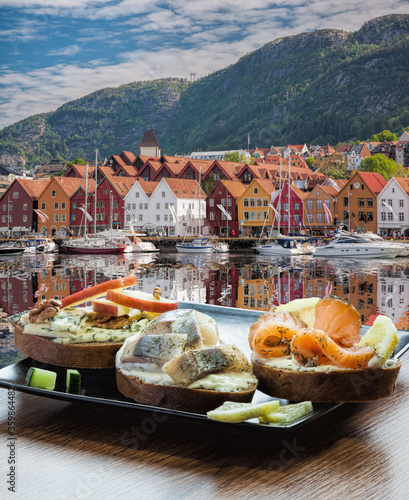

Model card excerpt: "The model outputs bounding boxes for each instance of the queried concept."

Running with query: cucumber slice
[26,367,57,390]
[66,369,81,394]
[259,401,313,424]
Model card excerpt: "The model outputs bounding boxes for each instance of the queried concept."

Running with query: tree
[224,151,248,163]
[305,157,314,167]
[359,154,406,180]
[313,152,349,179]
[369,130,397,142]
[66,158,87,167]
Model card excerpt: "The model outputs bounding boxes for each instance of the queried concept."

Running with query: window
[250,212,255,220]
[358,212,366,221]
[54,214,59,222]
[23,203,28,210]
[399,212,404,221]
[294,214,299,222]
[256,198,262,207]
[156,214,160,221]
[307,213,313,222]
[343,197,349,206]
[244,211,249,220]
[358,198,364,207]
[127,203,131,209]
[61,202,66,210]
[343,211,349,219]
[257,211,263,221]
[367,212,373,221]
[100,213,105,221]
[316,200,322,210]
[253,187,258,195]
[294,203,300,211]
[367,198,373,207]
[132,203,136,210]
[61,214,66,222]
[139,203,143,210]
[381,212,386,221]
[250,198,255,207]
[243,198,249,207]
[135,192,139,198]
[13,191,19,199]
[210,212,214,220]
[100,201,105,208]
[162,191,165,197]
[52,190,56,197]
[1,216,5,223]
[221,198,226,207]
[209,199,214,207]
[399,199,404,207]
[263,198,268,207]
[54,202,59,210]
[145,203,148,210]
[307,200,313,210]
[228,197,232,207]
[41,203,46,210]
[387,212,394,221]
[138,214,143,222]
[103,189,108,195]
[114,201,118,208]
[2,204,5,211]
[23,214,28,222]
[316,213,322,222]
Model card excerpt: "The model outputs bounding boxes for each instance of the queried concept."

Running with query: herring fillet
[162,344,252,386]
[120,333,188,365]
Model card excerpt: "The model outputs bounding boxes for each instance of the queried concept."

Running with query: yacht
[13,236,58,254]
[254,237,305,256]
[176,236,216,253]
[313,232,403,259]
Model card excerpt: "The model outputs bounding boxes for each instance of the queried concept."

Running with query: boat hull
[0,248,25,256]
[314,246,400,259]
[175,245,214,254]
[60,245,125,255]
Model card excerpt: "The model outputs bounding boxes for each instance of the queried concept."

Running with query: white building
[123,177,207,237]
[377,177,409,237]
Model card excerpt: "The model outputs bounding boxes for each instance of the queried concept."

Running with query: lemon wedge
[357,315,399,364]
[258,401,313,424]
[207,400,279,423]
[275,297,319,327]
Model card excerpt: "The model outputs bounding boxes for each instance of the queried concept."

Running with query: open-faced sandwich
[12,277,178,369]
[116,308,258,412]
[249,296,401,403]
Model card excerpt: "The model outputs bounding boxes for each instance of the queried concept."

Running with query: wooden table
[0,350,408,500]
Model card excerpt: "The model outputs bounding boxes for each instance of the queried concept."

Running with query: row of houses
[1,154,409,239]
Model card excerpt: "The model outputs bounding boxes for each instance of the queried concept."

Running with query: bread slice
[252,359,401,403]
[14,324,123,369]
[116,368,257,413]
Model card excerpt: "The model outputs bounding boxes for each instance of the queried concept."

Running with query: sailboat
[176,169,216,253]
[254,157,305,256]
[60,154,127,254]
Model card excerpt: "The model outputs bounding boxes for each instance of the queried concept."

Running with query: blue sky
[1,0,409,129]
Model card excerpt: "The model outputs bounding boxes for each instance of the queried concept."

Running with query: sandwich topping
[117,309,258,392]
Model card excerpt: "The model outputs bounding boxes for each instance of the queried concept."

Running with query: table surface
[1,302,408,500]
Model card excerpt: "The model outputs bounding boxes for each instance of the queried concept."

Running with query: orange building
[304,184,339,235]
[37,177,95,237]
[335,171,386,233]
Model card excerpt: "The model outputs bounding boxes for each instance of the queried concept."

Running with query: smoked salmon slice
[249,310,307,358]
[291,328,376,369]
[314,296,361,347]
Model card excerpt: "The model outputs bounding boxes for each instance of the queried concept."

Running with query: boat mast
[198,166,202,236]
[277,158,282,236]
[84,163,88,238]
[288,155,291,236]
[94,150,98,236]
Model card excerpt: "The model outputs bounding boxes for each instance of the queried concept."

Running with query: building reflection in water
[0,253,408,330]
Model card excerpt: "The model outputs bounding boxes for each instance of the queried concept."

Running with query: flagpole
[84,163,88,238]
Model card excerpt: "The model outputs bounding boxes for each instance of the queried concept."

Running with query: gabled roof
[291,185,308,200]
[98,165,116,178]
[104,177,136,198]
[152,162,185,180]
[394,177,409,195]
[358,171,386,195]
[0,164,19,176]
[216,179,247,199]
[120,151,136,165]
[162,178,205,200]
[115,164,138,177]
[320,185,339,198]
[65,164,96,178]
[47,177,95,199]
[138,179,159,197]
[13,178,50,199]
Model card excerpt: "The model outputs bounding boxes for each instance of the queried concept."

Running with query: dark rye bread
[116,368,257,413]
[14,324,123,369]
[252,359,401,403]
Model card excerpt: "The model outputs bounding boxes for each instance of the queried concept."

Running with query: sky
[1,0,409,130]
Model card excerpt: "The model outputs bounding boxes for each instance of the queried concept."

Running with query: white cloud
[0,0,409,129]
[47,44,81,56]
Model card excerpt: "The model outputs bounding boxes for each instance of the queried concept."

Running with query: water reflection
[0,252,408,332]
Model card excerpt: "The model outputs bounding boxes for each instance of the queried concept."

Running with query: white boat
[209,238,229,253]
[0,243,25,256]
[314,232,403,259]
[13,237,58,254]
[176,237,216,253]
[255,237,305,256]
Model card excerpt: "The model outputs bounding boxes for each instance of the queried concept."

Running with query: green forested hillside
[1,14,409,170]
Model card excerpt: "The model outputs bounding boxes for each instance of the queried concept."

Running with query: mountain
[1,14,409,170]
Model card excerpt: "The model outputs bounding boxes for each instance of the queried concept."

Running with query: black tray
[1,302,408,431]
